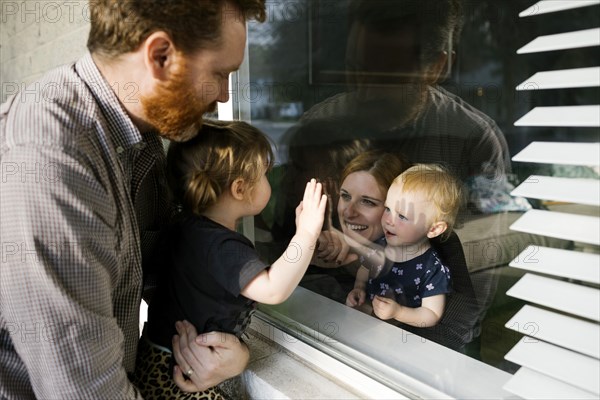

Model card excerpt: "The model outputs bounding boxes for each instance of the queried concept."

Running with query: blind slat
[504,367,598,400]
[520,0,600,17]
[511,175,600,206]
[510,245,600,284]
[505,340,600,394]
[510,209,600,245]
[512,142,600,166]
[506,305,600,358]
[514,106,600,127]
[516,67,600,90]
[517,28,600,53]
[506,273,600,321]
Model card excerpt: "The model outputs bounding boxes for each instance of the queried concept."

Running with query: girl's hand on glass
[372,296,402,321]
[295,179,327,242]
[346,288,366,307]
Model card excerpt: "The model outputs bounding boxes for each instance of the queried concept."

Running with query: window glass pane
[247,0,599,381]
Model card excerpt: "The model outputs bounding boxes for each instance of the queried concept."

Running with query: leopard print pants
[131,335,228,399]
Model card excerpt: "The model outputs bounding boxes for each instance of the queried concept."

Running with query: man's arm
[470,119,511,179]
[0,145,142,399]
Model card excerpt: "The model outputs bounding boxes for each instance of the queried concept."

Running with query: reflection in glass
[248,0,592,373]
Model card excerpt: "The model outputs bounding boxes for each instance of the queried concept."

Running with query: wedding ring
[185,368,194,378]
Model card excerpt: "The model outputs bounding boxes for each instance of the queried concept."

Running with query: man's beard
[141,60,217,142]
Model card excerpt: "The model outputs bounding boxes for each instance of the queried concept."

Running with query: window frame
[229,26,514,397]
[255,288,513,399]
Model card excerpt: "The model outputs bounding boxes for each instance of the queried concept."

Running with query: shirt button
[116,146,125,154]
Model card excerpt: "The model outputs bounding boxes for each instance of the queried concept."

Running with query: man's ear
[230,178,247,201]
[143,31,179,81]
[427,221,448,239]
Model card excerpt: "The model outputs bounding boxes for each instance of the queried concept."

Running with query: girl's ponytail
[184,170,220,215]
[167,120,274,215]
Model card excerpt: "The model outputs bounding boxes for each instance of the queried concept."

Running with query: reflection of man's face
[345,22,428,127]
[346,22,421,88]
[142,13,246,142]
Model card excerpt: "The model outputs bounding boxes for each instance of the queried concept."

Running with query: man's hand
[372,296,402,321]
[171,321,249,392]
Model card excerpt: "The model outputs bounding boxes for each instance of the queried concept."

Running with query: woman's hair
[87,0,266,59]
[167,120,274,215]
[341,150,412,196]
[394,164,463,236]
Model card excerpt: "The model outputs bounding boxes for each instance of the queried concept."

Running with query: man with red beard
[0,1,265,398]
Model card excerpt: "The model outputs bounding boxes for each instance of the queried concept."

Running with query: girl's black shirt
[146,213,268,349]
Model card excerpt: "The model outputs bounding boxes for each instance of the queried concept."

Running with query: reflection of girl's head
[341,150,411,195]
[167,120,274,215]
[338,151,411,241]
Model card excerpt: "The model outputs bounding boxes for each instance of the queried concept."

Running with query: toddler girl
[134,120,327,399]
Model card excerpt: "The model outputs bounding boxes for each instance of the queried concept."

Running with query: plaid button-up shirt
[0,53,169,399]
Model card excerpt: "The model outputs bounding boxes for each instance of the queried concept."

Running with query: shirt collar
[75,52,143,153]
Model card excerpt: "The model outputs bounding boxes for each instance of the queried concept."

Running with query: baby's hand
[346,288,366,307]
[316,230,348,263]
[372,296,402,321]
[295,179,327,242]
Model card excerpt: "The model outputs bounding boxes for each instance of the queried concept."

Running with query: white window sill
[254,287,516,399]
[141,288,515,399]
[239,325,364,399]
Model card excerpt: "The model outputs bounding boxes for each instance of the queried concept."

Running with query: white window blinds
[503,1,600,398]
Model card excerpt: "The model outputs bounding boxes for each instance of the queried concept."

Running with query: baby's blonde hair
[393,164,463,238]
[167,120,274,215]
